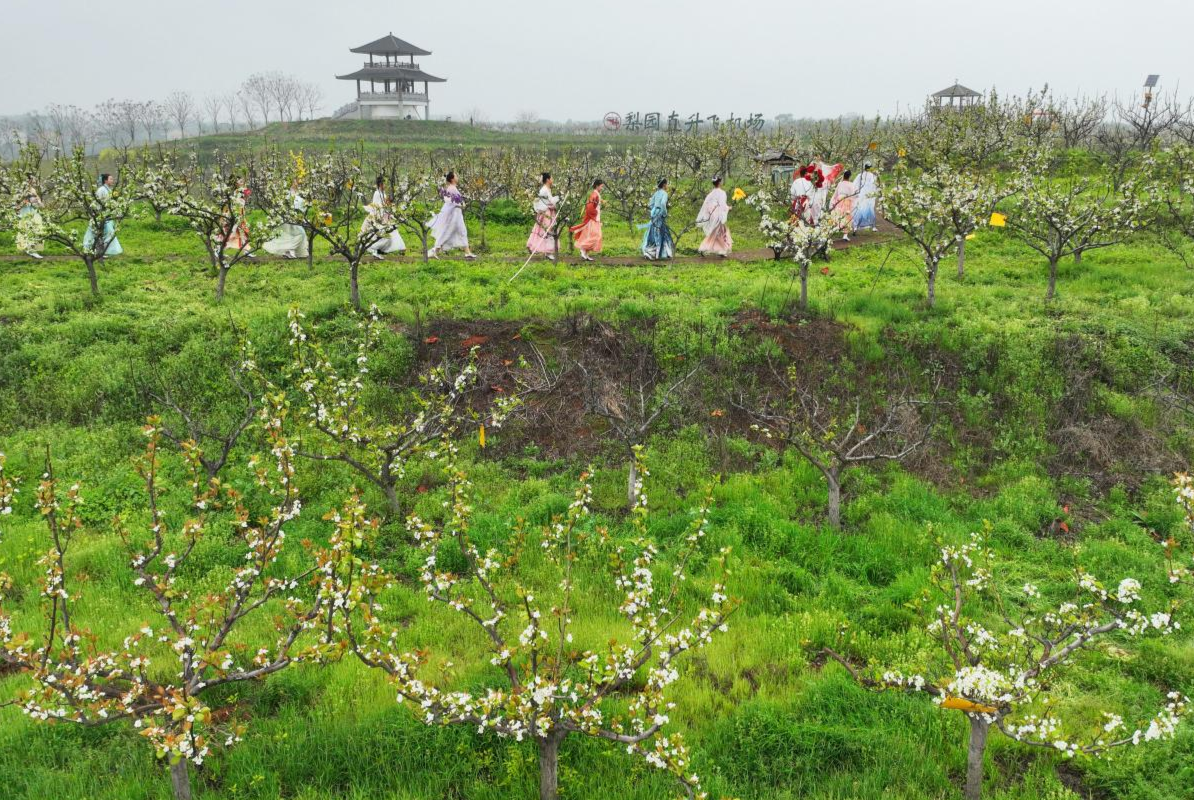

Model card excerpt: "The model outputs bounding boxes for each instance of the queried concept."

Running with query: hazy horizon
[2,0,1191,121]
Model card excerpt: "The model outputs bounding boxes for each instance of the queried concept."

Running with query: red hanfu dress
[569,190,603,253]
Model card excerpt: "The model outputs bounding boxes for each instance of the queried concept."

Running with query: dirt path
[0,219,900,265]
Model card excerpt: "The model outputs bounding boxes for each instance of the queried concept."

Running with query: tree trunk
[307,232,316,270]
[1046,257,1059,301]
[799,266,809,310]
[383,482,401,516]
[169,759,193,800]
[479,209,487,250]
[85,255,99,296]
[422,235,430,264]
[349,261,361,311]
[538,732,564,800]
[826,467,841,530]
[1073,249,1083,265]
[627,454,639,509]
[216,264,229,301]
[926,261,938,309]
[956,237,966,279]
[964,716,990,800]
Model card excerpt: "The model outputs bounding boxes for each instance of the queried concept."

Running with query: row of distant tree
[0,72,324,159]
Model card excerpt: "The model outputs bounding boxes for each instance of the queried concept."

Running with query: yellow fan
[989,212,1007,227]
[731,188,747,201]
[941,696,998,714]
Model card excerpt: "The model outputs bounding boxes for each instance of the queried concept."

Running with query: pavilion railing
[362,61,421,70]
[358,92,429,102]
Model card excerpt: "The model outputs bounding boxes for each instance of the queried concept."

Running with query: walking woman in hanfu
[428,171,476,260]
[789,166,814,225]
[264,178,309,259]
[526,172,560,262]
[83,173,123,259]
[16,175,46,259]
[696,176,732,257]
[830,170,857,241]
[215,176,254,257]
[570,178,604,261]
[853,163,879,231]
[640,179,674,260]
[364,175,406,260]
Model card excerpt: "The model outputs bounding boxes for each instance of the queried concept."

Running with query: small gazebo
[756,149,801,184]
[931,82,982,110]
[335,33,446,120]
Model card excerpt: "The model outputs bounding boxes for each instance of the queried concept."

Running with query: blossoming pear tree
[272,307,516,516]
[824,525,1189,800]
[34,146,136,296]
[745,190,847,310]
[882,162,995,309]
[310,447,736,800]
[138,151,268,301]
[131,147,192,224]
[455,146,518,250]
[601,147,663,233]
[1146,144,1194,267]
[0,400,326,800]
[296,151,398,309]
[250,149,323,269]
[386,171,439,264]
[1002,165,1153,300]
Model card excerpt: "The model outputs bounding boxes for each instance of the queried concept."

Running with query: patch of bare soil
[1045,334,1186,494]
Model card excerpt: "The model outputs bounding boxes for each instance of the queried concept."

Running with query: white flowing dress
[264,191,310,257]
[429,186,469,252]
[365,188,406,254]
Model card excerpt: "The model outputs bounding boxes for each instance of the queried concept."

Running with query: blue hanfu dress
[82,183,123,257]
[640,188,674,260]
[852,169,878,231]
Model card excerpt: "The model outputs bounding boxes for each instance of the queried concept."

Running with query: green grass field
[180,119,630,159]
[1,189,1193,800]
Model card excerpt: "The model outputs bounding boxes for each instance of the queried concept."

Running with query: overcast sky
[2,0,1191,121]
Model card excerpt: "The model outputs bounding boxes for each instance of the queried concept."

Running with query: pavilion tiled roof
[350,33,431,57]
[336,66,446,82]
[932,82,982,99]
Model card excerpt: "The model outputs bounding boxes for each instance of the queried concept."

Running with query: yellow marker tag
[989,212,1007,227]
[941,696,998,714]
[731,188,746,201]
[965,234,977,241]
[479,425,486,449]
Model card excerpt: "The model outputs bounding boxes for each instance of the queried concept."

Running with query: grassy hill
[184,118,631,157]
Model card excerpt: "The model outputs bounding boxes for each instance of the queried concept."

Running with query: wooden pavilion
[931,82,982,110]
[335,33,445,120]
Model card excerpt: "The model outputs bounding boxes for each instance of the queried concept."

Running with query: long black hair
[712,176,723,187]
[375,175,385,188]
[541,172,552,184]
[657,178,668,189]
[99,173,111,185]
[445,170,456,183]
[592,178,605,189]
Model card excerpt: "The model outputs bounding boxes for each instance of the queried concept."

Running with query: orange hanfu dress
[570,190,603,253]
